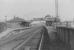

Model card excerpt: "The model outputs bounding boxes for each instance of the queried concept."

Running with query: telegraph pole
[14,16,16,20]
[5,16,7,22]
[55,0,60,22]
[55,0,58,18]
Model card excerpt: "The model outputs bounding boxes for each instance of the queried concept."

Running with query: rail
[0,26,50,50]
[13,26,50,50]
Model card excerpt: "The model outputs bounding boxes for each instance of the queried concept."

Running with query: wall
[56,26,74,49]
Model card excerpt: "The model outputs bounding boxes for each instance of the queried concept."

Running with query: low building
[44,15,60,26]
[0,22,7,33]
[6,17,30,28]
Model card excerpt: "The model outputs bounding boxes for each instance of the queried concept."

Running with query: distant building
[31,17,45,25]
[33,18,44,21]
[6,17,25,23]
[44,15,55,26]
[44,14,60,26]
[6,17,30,28]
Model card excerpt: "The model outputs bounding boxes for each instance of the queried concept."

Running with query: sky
[0,0,74,21]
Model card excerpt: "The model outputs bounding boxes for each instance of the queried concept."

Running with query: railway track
[0,26,49,50]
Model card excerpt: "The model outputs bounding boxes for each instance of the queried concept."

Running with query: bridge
[0,24,73,50]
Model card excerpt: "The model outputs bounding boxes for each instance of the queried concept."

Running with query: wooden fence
[56,26,74,49]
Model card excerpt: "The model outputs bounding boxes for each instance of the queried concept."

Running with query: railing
[38,26,50,50]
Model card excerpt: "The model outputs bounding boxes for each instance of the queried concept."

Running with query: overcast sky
[0,0,74,21]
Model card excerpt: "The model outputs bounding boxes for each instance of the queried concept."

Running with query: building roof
[6,17,25,23]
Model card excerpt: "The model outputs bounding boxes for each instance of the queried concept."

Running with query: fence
[38,26,50,50]
[56,26,74,49]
